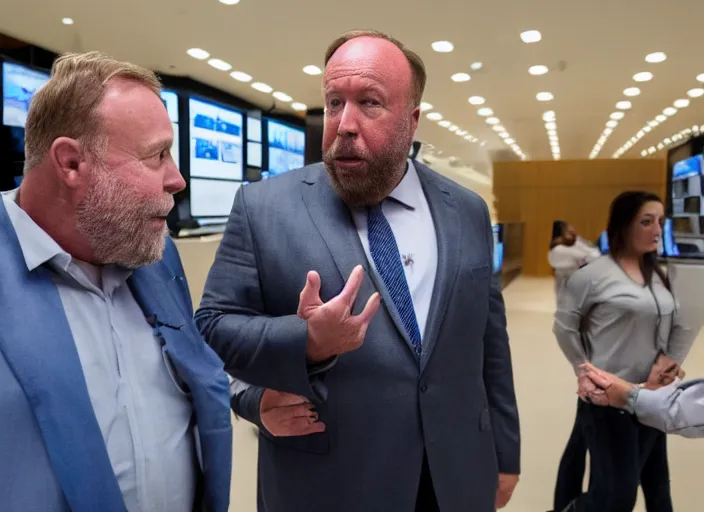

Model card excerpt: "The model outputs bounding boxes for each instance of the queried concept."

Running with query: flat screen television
[189,97,243,181]
[2,61,50,128]
[267,119,305,176]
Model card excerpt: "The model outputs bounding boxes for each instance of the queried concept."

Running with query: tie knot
[367,202,384,219]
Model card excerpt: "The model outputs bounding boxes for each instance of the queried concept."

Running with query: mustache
[328,141,370,160]
[145,195,174,217]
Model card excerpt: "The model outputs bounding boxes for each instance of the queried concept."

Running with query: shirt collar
[1,189,132,293]
[386,159,421,211]
[2,188,72,272]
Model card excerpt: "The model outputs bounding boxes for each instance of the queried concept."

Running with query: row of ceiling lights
[544,111,561,160]
[641,124,703,156]
[428,30,543,160]
[588,52,669,159]
[186,48,308,112]
[421,103,486,147]
[614,74,704,158]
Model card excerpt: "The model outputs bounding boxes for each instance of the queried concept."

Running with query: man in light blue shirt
[0,51,231,512]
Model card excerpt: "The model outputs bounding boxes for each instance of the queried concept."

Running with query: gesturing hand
[298,265,381,363]
[578,362,634,408]
[260,389,326,437]
[645,353,682,390]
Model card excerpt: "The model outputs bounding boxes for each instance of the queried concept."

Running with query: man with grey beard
[0,52,232,512]
[197,30,520,511]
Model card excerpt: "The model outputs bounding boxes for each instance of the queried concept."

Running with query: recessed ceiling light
[624,87,641,97]
[643,126,652,133]
[663,107,678,116]
[657,143,664,150]
[641,150,648,157]
[529,65,549,76]
[456,129,467,136]
[543,111,556,122]
[291,102,308,112]
[604,128,614,136]
[62,17,74,25]
[486,117,500,125]
[633,72,653,82]
[545,122,557,130]
[230,71,252,82]
[273,91,292,102]
[219,0,241,4]
[470,62,483,71]
[420,102,433,112]
[251,82,273,93]
[187,48,210,60]
[696,73,704,83]
[499,132,510,139]
[674,99,690,108]
[477,107,494,116]
[464,135,473,141]
[649,120,659,127]
[451,72,471,82]
[432,41,454,53]
[468,96,486,105]
[492,125,505,132]
[606,120,619,128]
[448,125,459,132]
[208,58,232,71]
[303,65,322,76]
[610,112,625,120]
[645,52,667,63]
[687,88,704,98]
[427,112,443,121]
[536,92,553,101]
[656,114,667,122]
[520,30,542,43]
[616,101,632,110]
[439,120,451,128]
[505,138,515,144]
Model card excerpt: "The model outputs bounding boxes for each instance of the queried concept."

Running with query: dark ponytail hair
[607,190,670,291]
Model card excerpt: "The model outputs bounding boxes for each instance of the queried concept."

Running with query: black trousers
[553,400,589,511]
[415,452,440,512]
[572,403,672,512]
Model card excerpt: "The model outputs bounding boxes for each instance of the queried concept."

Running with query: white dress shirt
[2,190,196,512]
[350,161,438,340]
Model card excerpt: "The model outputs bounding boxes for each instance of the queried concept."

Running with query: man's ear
[49,137,87,189]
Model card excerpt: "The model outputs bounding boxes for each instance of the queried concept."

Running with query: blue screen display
[662,218,680,257]
[492,224,504,272]
[267,120,305,176]
[672,155,702,180]
[599,231,609,254]
[2,61,50,128]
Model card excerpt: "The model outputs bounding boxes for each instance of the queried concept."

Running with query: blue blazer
[0,198,232,512]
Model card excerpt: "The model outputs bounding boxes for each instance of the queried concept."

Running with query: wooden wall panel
[494,158,667,276]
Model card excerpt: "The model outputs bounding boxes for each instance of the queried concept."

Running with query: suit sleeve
[481,206,521,475]
[633,379,704,438]
[195,187,328,402]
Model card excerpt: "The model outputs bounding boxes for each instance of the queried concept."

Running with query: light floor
[226,277,704,511]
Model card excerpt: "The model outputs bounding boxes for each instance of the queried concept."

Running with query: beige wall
[493,158,667,276]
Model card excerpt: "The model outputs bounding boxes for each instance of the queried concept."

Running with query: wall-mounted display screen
[190,178,241,218]
[247,141,262,167]
[267,119,305,176]
[160,90,180,169]
[189,97,243,181]
[247,116,262,143]
[492,224,504,273]
[2,61,50,128]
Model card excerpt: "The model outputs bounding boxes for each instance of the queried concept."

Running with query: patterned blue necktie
[367,203,422,357]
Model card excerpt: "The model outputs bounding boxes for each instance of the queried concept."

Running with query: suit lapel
[416,166,462,371]
[0,200,126,511]
[300,167,415,351]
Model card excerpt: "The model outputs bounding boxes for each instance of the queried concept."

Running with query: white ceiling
[1,0,703,174]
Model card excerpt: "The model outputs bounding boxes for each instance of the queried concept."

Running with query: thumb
[276,392,311,407]
[586,370,610,389]
[298,271,322,317]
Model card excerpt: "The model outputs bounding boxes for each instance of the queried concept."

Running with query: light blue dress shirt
[2,190,197,512]
[350,160,438,339]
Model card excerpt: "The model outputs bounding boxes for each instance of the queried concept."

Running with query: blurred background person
[548,220,601,298]
[553,191,694,511]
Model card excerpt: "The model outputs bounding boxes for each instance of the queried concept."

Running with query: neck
[19,168,97,264]
[615,252,642,266]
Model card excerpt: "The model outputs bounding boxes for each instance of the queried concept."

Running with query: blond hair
[324,29,426,108]
[24,51,162,171]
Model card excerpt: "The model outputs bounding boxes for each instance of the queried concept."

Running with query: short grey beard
[75,165,172,269]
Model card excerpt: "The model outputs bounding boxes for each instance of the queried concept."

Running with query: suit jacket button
[420,383,428,393]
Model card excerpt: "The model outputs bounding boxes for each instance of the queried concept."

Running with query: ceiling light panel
[230,71,252,82]
[208,58,232,71]
[451,73,471,82]
[432,41,454,53]
[520,30,542,43]
[303,65,322,76]
[529,65,549,76]
[547,112,561,160]
[420,102,433,112]
[633,72,653,82]
[468,96,486,105]
[187,48,210,60]
[536,92,554,102]
[645,52,667,63]
[470,62,483,71]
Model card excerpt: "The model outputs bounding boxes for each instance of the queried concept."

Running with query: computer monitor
[267,119,305,176]
[2,61,50,128]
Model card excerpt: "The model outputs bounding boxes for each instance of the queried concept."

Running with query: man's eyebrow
[144,139,172,154]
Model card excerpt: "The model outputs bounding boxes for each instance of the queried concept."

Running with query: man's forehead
[324,37,411,89]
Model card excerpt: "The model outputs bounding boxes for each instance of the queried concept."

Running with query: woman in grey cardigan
[553,191,693,512]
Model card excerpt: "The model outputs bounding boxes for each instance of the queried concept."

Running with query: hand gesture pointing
[298,265,381,363]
